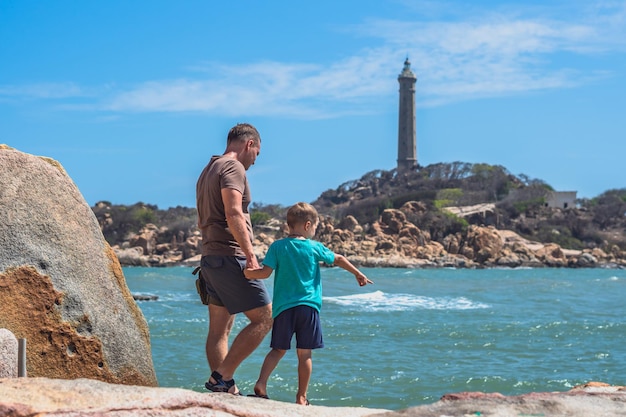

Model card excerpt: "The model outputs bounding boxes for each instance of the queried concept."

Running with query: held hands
[355,272,374,287]
[246,253,260,271]
[243,267,255,280]
[244,264,273,280]
[243,254,266,280]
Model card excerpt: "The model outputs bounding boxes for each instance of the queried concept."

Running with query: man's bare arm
[222,188,259,269]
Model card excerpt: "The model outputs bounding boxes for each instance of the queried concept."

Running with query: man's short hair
[227,123,261,145]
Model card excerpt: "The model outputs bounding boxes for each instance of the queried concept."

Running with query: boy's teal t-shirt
[262,237,335,319]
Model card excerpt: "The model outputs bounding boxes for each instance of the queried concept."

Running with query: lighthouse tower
[397,58,417,173]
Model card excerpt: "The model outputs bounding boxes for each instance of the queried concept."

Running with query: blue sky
[2,1,625,209]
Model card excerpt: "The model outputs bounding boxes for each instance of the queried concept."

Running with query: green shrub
[437,188,463,203]
[513,197,545,214]
[133,207,157,225]
[434,199,454,209]
[535,226,584,250]
[251,211,271,226]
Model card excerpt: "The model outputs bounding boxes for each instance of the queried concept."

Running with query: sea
[124,266,626,411]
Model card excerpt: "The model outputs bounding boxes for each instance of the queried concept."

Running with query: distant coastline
[93,163,626,270]
[111,206,626,269]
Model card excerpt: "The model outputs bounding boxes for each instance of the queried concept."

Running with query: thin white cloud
[0,82,85,99]
[102,2,626,116]
[3,1,625,118]
[350,2,625,104]
[104,58,396,118]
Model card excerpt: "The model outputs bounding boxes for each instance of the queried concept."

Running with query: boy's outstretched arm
[333,254,374,286]
[244,265,273,280]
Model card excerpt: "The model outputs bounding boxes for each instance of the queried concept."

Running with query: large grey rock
[0,146,157,386]
[0,329,18,378]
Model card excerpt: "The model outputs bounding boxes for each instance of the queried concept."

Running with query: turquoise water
[124,266,626,411]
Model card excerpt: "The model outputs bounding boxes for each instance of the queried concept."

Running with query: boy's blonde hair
[286,202,319,228]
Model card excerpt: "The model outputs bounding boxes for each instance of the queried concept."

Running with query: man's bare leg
[206,303,234,372]
[211,303,272,392]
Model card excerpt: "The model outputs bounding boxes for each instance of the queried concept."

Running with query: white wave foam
[324,290,490,312]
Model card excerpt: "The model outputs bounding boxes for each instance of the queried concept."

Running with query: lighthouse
[397,58,417,173]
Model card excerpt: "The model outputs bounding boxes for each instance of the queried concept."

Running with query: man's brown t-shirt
[196,155,253,257]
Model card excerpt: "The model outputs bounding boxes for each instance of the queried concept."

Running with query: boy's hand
[355,272,373,286]
[244,265,272,280]
[243,267,256,279]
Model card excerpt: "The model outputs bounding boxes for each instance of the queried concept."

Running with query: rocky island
[102,163,626,270]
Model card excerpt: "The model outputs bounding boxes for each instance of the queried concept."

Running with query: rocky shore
[113,201,626,269]
[1,378,624,417]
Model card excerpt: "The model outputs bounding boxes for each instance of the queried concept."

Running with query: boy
[244,202,373,405]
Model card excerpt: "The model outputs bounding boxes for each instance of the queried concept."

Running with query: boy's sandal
[205,371,241,395]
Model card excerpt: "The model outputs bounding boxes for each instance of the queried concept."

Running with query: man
[196,123,272,395]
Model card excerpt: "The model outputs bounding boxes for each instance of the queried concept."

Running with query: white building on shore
[545,191,577,209]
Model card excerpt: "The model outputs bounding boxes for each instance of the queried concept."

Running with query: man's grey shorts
[200,255,270,314]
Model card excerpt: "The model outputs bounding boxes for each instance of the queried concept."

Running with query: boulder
[576,252,598,267]
[114,246,150,266]
[535,243,568,267]
[380,209,406,235]
[337,215,360,232]
[0,146,157,386]
[465,225,503,263]
[128,223,160,255]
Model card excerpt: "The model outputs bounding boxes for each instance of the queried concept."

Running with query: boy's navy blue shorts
[270,305,324,350]
[200,255,270,314]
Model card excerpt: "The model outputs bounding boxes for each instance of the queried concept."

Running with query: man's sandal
[205,371,240,395]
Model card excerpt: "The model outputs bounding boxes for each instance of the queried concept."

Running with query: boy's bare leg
[253,348,286,397]
[296,348,312,405]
